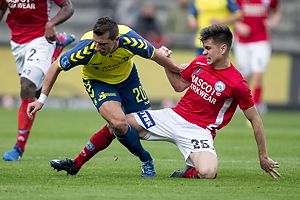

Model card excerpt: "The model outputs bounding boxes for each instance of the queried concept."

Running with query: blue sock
[114,125,152,162]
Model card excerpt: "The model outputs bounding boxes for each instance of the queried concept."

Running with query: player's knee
[197,167,217,179]
[109,119,128,135]
[21,78,36,92]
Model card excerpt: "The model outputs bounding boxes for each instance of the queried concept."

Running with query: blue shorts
[83,65,151,114]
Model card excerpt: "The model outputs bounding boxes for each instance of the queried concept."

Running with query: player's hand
[157,46,172,58]
[234,21,251,37]
[263,19,276,30]
[27,101,44,120]
[259,156,281,178]
[210,17,221,24]
[45,21,59,44]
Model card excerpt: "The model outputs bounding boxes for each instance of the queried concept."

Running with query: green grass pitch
[0,107,299,200]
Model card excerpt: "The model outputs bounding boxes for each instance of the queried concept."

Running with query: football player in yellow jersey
[188,0,242,56]
[27,16,184,177]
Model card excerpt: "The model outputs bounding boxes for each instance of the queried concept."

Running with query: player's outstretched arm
[259,156,281,178]
[156,46,172,58]
[27,60,62,119]
[155,46,189,72]
[243,106,281,178]
[164,67,190,93]
[151,47,182,73]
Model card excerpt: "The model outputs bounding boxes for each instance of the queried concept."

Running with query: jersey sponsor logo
[195,62,206,66]
[86,141,95,151]
[214,81,226,92]
[88,57,129,72]
[90,62,102,70]
[61,56,71,69]
[242,3,268,17]
[137,111,156,129]
[191,74,217,104]
[102,60,128,72]
[7,0,35,9]
[97,91,117,101]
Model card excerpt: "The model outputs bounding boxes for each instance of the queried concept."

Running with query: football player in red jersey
[126,24,281,179]
[234,0,281,113]
[1,0,74,161]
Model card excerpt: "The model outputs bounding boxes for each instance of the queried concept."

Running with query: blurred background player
[134,2,165,48]
[0,0,75,161]
[115,0,143,29]
[163,0,196,48]
[234,0,281,113]
[187,0,241,56]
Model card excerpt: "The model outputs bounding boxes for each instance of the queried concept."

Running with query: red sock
[15,99,36,152]
[253,86,262,105]
[184,167,199,178]
[74,125,115,169]
[183,167,217,179]
[51,46,63,63]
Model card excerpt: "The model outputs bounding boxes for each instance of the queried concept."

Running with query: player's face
[93,32,119,56]
[202,39,223,67]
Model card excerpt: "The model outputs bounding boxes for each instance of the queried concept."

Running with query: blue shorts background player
[27,16,183,177]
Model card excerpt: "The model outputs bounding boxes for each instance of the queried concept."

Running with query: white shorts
[11,37,55,90]
[132,108,217,167]
[233,41,271,77]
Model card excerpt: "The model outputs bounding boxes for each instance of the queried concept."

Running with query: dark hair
[200,24,233,52]
[93,16,119,40]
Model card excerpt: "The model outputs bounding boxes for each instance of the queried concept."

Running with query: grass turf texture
[0,108,299,200]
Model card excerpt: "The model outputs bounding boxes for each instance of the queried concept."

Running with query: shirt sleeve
[119,29,155,59]
[227,0,241,13]
[232,80,254,110]
[58,39,95,71]
[188,0,197,17]
[181,56,207,82]
[181,60,197,83]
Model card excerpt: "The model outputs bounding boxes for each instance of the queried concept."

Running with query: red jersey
[172,55,254,137]
[236,0,279,43]
[0,0,63,44]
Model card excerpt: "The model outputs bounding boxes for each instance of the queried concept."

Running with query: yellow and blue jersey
[58,25,155,84]
[188,0,240,47]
